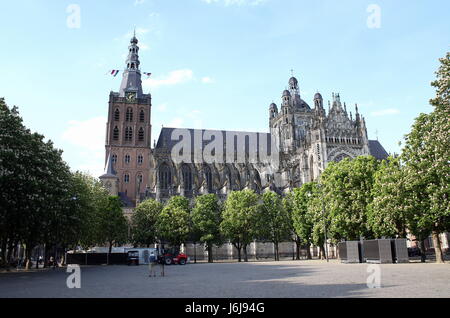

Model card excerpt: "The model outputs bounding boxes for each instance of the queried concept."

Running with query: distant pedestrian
[148,252,164,277]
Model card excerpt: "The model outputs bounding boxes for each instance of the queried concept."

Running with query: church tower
[102,33,152,206]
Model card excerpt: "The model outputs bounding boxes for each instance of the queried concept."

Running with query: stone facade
[100,35,388,208]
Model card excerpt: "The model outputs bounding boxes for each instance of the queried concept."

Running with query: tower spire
[119,31,143,98]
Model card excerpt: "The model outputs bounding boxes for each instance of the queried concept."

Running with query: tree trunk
[306,245,312,260]
[274,242,279,261]
[0,239,7,268]
[35,246,39,269]
[243,245,248,262]
[233,242,242,262]
[207,244,213,263]
[432,231,444,264]
[295,240,301,260]
[319,245,326,260]
[194,242,197,264]
[419,239,427,263]
[25,245,33,270]
[6,240,14,267]
[108,241,113,265]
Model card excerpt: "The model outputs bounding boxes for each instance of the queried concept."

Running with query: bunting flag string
[105,70,152,78]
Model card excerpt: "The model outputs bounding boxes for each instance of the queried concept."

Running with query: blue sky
[1,0,449,177]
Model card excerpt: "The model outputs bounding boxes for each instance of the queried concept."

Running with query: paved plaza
[0,260,449,298]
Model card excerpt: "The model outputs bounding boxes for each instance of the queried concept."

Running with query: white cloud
[165,110,203,129]
[156,103,168,112]
[167,117,184,128]
[134,0,145,5]
[201,0,266,6]
[61,116,106,176]
[370,108,400,117]
[201,76,215,84]
[139,43,150,51]
[143,69,194,89]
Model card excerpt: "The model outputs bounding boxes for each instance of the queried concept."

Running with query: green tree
[319,156,379,242]
[131,199,163,247]
[97,196,129,261]
[368,156,409,239]
[401,53,450,263]
[191,194,222,263]
[220,190,259,262]
[257,191,291,261]
[306,183,329,259]
[290,183,316,259]
[157,196,191,247]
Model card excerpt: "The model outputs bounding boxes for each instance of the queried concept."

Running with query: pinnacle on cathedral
[119,32,144,98]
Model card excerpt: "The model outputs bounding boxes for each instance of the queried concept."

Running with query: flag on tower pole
[110,70,120,77]
[143,72,152,78]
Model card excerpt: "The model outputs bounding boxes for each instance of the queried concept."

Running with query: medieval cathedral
[100,35,388,211]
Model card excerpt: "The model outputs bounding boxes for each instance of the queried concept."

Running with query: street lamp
[317,183,329,263]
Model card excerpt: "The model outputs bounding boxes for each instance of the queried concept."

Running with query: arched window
[113,127,119,140]
[125,127,133,141]
[125,154,131,164]
[124,174,130,183]
[114,109,120,121]
[137,174,143,184]
[182,164,192,191]
[204,165,213,193]
[137,154,143,165]
[138,127,145,141]
[139,109,145,122]
[159,164,171,190]
[254,169,261,192]
[235,171,241,188]
[112,154,117,163]
[126,108,133,122]
[225,166,232,186]
[334,153,350,163]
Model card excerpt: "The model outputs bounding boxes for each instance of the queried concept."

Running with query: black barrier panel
[108,253,127,265]
[391,239,409,263]
[338,242,347,260]
[87,253,108,265]
[363,240,380,260]
[66,253,87,265]
[363,239,393,263]
[338,241,361,263]
[66,253,128,265]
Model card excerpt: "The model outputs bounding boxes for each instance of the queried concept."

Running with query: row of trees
[0,99,129,269]
[131,53,449,263]
[130,191,293,262]
[1,53,447,267]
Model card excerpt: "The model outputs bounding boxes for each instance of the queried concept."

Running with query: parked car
[408,247,421,257]
[126,250,140,266]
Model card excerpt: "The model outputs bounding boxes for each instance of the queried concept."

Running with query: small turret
[269,102,278,119]
[282,89,291,107]
[99,152,119,196]
[314,92,323,109]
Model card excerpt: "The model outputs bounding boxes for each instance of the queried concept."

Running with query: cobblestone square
[0,260,449,298]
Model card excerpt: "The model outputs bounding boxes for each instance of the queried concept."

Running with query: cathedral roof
[368,140,389,160]
[155,127,273,161]
[314,92,323,99]
[282,90,291,97]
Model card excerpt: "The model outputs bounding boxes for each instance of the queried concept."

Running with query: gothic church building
[100,35,388,209]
